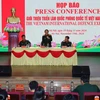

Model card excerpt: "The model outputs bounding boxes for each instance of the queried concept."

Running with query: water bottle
[50,81,54,96]
[6,81,9,92]
[27,80,30,92]
[47,43,49,47]
[70,81,74,91]
[26,43,29,48]
[50,81,54,91]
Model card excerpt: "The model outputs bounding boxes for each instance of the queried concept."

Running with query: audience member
[29,81,38,92]
[73,75,100,100]
[63,94,76,100]
[0,88,8,100]
[33,86,45,100]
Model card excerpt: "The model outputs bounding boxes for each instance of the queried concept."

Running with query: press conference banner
[0,0,100,52]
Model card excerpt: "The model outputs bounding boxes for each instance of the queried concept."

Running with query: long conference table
[11,47,78,66]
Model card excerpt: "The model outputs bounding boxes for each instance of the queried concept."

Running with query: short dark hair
[63,94,75,100]
[65,36,70,39]
[33,86,45,100]
[29,81,38,91]
[44,29,49,33]
[81,75,90,83]
[21,35,25,38]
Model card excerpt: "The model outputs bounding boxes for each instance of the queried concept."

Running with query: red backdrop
[2,0,25,41]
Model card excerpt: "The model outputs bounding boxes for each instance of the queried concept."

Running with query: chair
[8,92,21,100]
[84,92,100,100]
[24,92,49,100]
[54,92,79,100]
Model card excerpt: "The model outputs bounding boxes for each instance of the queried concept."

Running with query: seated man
[61,36,72,48]
[29,81,38,92]
[19,35,31,47]
[0,88,8,100]
[41,29,52,47]
[73,75,100,100]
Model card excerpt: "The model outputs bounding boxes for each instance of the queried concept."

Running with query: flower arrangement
[4,23,23,33]
[72,42,77,47]
[0,32,8,47]
[82,35,100,48]
[51,42,56,47]
[82,40,92,48]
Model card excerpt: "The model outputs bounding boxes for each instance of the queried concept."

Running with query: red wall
[2,0,25,40]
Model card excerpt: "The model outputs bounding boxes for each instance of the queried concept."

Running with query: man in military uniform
[73,75,100,100]
[19,35,31,47]
[61,36,72,47]
[41,29,52,47]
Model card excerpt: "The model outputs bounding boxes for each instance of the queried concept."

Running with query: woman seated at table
[19,35,31,47]
[61,36,72,48]
[41,29,52,47]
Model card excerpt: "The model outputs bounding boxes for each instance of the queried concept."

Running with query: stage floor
[0,54,100,77]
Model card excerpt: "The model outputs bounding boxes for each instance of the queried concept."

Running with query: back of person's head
[81,75,90,84]
[33,86,45,100]
[63,94,75,100]
[29,81,38,91]
[0,94,4,100]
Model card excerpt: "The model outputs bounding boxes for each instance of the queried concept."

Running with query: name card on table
[15,84,24,91]
[21,46,26,48]
[61,84,70,91]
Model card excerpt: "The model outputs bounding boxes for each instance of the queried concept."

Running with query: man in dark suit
[41,29,52,47]
[61,36,72,48]
[73,75,100,100]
